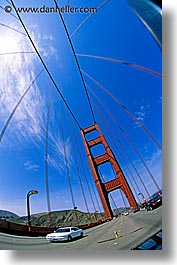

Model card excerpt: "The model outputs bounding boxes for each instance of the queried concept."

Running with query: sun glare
[0,33,20,54]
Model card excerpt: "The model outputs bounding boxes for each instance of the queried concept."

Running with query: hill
[2,209,105,227]
[20,210,104,227]
[0,210,19,219]
[30,210,105,227]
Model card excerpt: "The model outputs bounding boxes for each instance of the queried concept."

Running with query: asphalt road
[0,206,162,250]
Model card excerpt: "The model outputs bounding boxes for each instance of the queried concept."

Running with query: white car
[46,227,83,242]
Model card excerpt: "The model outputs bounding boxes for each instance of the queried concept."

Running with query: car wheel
[68,235,72,242]
[150,206,153,211]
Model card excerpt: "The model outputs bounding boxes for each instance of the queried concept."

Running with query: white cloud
[134,101,151,128]
[47,131,73,173]
[0,22,59,147]
[24,160,39,172]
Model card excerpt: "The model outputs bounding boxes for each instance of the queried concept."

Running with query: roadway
[0,206,162,250]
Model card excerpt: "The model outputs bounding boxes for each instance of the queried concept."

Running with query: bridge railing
[0,218,105,237]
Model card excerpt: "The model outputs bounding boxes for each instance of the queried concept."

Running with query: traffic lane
[70,218,123,249]
[0,233,52,250]
[128,206,162,230]
[117,207,162,249]
[78,207,162,250]
[0,207,162,249]
[0,219,121,250]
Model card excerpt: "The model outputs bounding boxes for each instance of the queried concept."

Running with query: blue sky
[0,0,162,216]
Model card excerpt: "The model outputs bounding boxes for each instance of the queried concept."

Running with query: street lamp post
[27,190,38,230]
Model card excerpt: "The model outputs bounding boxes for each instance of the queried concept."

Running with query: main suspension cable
[10,0,81,129]
[53,0,96,125]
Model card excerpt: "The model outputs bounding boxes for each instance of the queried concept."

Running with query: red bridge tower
[81,124,138,220]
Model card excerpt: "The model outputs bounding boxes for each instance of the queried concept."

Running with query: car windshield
[55,228,70,233]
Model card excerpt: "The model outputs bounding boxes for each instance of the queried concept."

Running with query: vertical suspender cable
[65,108,91,223]
[59,99,79,225]
[53,0,96,125]
[45,94,53,226]
[73,127,99,222]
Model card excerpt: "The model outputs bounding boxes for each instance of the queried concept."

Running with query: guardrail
[0,218,105,237]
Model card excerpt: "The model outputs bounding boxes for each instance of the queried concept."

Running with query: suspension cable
[74,125,99,221]
[0,22,26,36]
[45,94,53,226]
[53,0,96,125]
[89,177,102,214]
[90,96,143,201]
[63,0,70,19]
[65,108,91,222]
[70,0,111,38]
[120,189,127,208]
[119,126,160,191]
[10,0,81,129]
[0,68,44,144]
[0,5,18,19]
[76,54,162,77]
[88,87,151,198]
[87,83,160,192]
[75,126,102,213]
[59,100,76,209]
[98,168,119,214]
[82,69,162,151]
[0,51,35,56]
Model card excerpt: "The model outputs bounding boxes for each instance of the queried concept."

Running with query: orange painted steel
[81,123,138,220]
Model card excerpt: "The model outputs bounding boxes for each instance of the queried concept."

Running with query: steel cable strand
[45,95,53,226]
[59,99,79,226]
[53,0,96,125]
[74,126,99,223]
[87,83,160,192]
[81,69,162,151]
[0,69,44,144]
[87,85,151,198]
[76,54,162,77]
[10,0,81,129]
[65,108,91,223]
[70,0,111,38]
[90,95,143,202]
